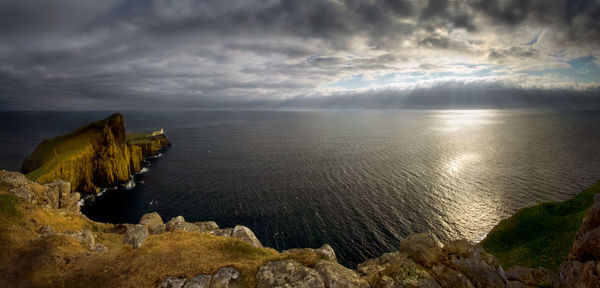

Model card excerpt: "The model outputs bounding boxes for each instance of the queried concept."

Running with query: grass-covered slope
[0,192,324,288]
[126,132,171,157]
[481,181,600,270]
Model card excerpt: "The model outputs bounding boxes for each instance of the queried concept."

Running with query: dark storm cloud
[0,0,599,110]
[470,0,600,42]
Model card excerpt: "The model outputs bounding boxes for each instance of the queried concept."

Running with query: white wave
[136,167,150,174]
[122,177,136,190]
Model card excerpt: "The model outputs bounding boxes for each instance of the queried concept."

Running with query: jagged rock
[37,225,55,235]
[140,212,166,234]
[316,244,338,263]
[398,233,442,268]
[430,263,474,288]
[211,267,243,288]
[357,252,399,276]
[370,253,440,288]
[166,216,199,232]
[0,170,30,188]
[506,266,557,287]
[571,194,600,262]
[231,225,262,248]
[9,186,36,204]
[64,230,95,250]
[124,224,149,249]
[256,260,325,288]
[577,194,600,237]
[158,276,187,288]
[442,240,507,288]
[194,221,219,233]
[558,260,600,288]
[213,228,233,237]
[314,259,369,288]
[182,274,211,288]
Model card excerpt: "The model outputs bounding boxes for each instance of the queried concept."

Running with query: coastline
[1,114,599,287]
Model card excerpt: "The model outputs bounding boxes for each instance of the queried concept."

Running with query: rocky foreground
[1,169,600,287]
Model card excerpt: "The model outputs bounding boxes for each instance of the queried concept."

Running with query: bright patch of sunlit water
[2,109,600,267]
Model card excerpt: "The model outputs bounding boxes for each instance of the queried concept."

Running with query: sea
[1,109,600,267]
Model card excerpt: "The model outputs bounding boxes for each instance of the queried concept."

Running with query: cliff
[21,113,170,194]
[1,169,600,287]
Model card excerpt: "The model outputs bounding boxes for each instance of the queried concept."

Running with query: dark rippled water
[2,110,600,267]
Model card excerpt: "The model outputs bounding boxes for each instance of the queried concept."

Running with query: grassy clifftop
[21,113,169,194]
[0,187,324,287]
[481,181,600,270]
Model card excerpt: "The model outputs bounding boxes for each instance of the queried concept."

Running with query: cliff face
[21,113,168,194]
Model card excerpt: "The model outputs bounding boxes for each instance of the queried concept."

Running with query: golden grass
[0,195,326,287]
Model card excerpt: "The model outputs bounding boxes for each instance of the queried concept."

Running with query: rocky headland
[1,114,600,287]
[21,113,170,194]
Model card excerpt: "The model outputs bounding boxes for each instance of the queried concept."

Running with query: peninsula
[21,113,170,194]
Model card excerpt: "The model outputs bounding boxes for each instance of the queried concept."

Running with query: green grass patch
[24,130,95,181]
[214,238,275,259]
[0,194,23,218]
[481,181,600,270]
[125,132,150,145]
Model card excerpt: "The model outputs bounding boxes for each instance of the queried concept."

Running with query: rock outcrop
[0,170,80,212]
[124,224,149,249]
[21,113,170,194]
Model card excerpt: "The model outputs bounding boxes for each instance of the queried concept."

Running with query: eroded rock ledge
[3,170,600,287]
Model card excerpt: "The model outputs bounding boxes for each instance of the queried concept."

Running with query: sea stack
[21,113,170,194]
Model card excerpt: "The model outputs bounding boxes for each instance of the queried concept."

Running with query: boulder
[194,221,219,233]
[442,240,507,288]
[158,276,187,288]
[64,230,95,250]
[315,244,338,263]
[0,171,30,188]
[210,267,243,288]
[314,260,369,288]
[231,225,262,248]
[123,224,149,249]
[357,252,399,276]
[166,216,186,231]
[139,212,166,234]
[577,194,600,237]
[430,263,474,288]
[256,260,325,288]
[213,228,233,237]
[182,274,211,288]
[398,233,442,268]
[367,253,440,288]
[166,216,200,232]
[9,186,36,204]
[571,194,600,262]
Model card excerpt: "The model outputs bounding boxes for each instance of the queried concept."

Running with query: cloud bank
[0,0,599,110]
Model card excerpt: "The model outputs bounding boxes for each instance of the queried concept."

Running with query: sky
[0,0,599,110]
